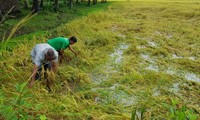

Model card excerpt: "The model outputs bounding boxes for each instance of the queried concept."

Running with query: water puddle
[165,68,200,83]
[167,34,173,39]
[90,43,137,106]
[188,56,196,61]
[91,43,129,84]
[153,31,173,39]
[147,41,157,47]
[92,85,137,107]
[185,73,200,82]
[135,36,158,48]
[172,54,197,61]
[146,64,159,72]
[140,53,200,83]
[109,83,120,90]
[165,67,176,75]
[169,83,180,93]
[140,53,155,63]
[137,45,146,49]
[94,89,137,107]
[91,72,110,84]
[152,87,160,96]
[110,43,129,63]
[169,83,181,96]
[117,34,126,38]
[172,54,183,59]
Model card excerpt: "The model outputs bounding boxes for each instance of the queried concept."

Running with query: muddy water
[90,43,138,106]
[140,53,200,83]
[137,35,200,83]
[91,43,129,84]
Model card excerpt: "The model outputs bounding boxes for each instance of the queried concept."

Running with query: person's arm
[69,45,78,56]
[29,64,38,88]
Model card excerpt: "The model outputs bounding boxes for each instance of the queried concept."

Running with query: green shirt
[47,37,70,51]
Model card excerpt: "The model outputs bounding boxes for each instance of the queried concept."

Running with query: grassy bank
[0,2,111,41]
[0,0,200,119]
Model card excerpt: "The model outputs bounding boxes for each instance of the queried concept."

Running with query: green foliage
[39,115,47,120]
[163,98,198,120]
[131,107,146,120]
[0,83,34,120]
[0,1,111,42]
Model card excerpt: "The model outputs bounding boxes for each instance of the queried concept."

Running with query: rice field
[0,0,200,119]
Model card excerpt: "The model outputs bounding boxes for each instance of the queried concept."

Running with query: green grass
[0,2,111,41]
[0,0,200,119]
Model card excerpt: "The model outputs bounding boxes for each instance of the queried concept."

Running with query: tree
[87,0,91,6]
[93,0,97,5]
[101,0,106,3]
[54,0,59,12]
[32,0,40,13]
[40,0,44,8]
[68,0,74,9]
[23,0,29,9]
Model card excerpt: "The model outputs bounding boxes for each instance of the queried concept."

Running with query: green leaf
[170,107,175,114]
[177,112,185,120]
[15,84,21,92]
[171,98,178,106]
[131,108,137,120]
[140,106,146,119]
[40,115,47,120]
[188,113,197,120]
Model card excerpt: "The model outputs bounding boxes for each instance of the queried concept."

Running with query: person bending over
[29,43,58,89]
[47,36,78,63]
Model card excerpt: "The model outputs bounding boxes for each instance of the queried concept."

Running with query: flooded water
[91,43,129,84]
[137,45,146,49]
[169,83,180,93]
[185,73,200,82]
[172,54,197,61]
[91,37,199,108]
[110,43,129,63]
[117,34,126,38]
[172,54,183,59]
[90,43,138,106]
[168,83,182,96]
[140,53,155,63]
[94,90,137,107]
[146,64,159,72]
[152,87,160,96]
[92,85,137,106]
[188,56,196,61]
[139,52,200,83]
[147,41,157,47]
[136,36,199,83]
[167,34,173,39]
[165,67,176,75]
[153,31,173,39]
